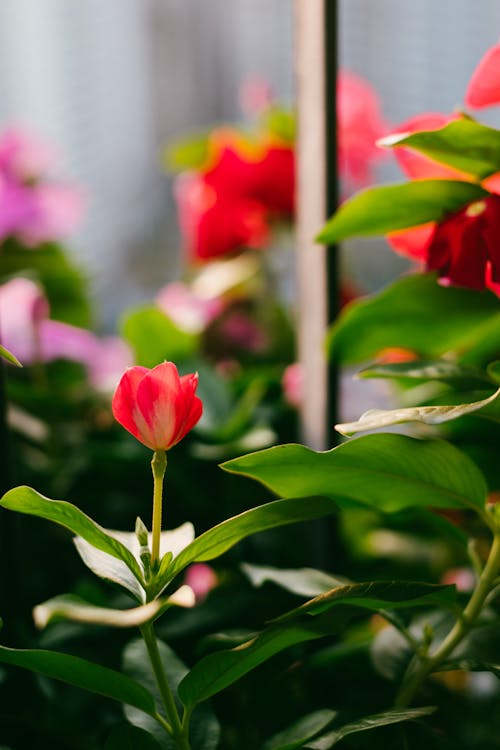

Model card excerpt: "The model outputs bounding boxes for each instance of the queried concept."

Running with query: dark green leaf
[335,387,500,436]
[121,306,198,368]
[222,435,487,514]
[380,117,500,180]
[305,707,435,748]
[0,645,157,716]
[123,638,220,750]
[104,724,162,749]
[317,181,487,244]
[1,486,144,584]
[328,273,500,365]
[262,710,337,750]
[272,581,457,624]
[164,496,337,584]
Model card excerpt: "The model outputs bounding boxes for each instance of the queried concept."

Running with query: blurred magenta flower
[112,362,203,451]
[156,281,224,333]
[217,310,268,353]
[184,563,218,603]
[0,276,132,389]
[282,362,303,409]
[465,39,500,109]
[0,126,85,246]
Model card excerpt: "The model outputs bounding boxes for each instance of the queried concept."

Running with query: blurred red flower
[112,362,203,451]
[465,39,500,109]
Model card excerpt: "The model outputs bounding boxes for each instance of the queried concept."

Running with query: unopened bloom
[465,39,500,109]
[112,362,203,450]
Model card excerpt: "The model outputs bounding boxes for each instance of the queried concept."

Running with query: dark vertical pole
[324,0,340,445]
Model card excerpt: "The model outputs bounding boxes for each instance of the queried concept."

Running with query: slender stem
[396,531,500,707]
[151,450,167,569]
[141,622,191,750]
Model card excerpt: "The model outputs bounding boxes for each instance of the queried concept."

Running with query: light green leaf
[33,594,163,629]
[0,645,157,716]
[379,117,500,180]
[358,360,493,389]
[317,180,487,244]
[0,345,22,367]
[335,387,500,436]
[121,306,198,368]
[328,273,500,365]
[1,486,144,585]
[222,435,487,514]
[242,563,346,598]
[164,496,337,585]
[305,707,435,748]
[262,710,337,750]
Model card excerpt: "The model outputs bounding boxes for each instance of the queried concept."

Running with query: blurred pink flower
[337,70,389,190]
[156,281,224,333]
[239,77,274,117]
[441,567,475,592]
[0,127,56,181]
[18,183,85,246]
[0,276,132,389]
[184,563,218,603]
[218,311,268,352]
[282,362,303,409]
[0,176,39,243]
[465,39,500,109]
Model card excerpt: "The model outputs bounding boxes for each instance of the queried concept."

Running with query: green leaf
[163,132,210,172]
[317,181,488,244]
[262,710,337,750]
[178,579,449,709]
[104,724,162,749]
[0,344,22,367]
[164,496,337,584]
[358,360,493,389]
[123,639,220,750]
[328,273,500,365]
[272,581,457,624]
[241,563,346,598]
[121,306,198,368]
[33,594,163,629]
[380,117,500,180]
[1,486,145,585]
[335,387,500,436]
[222,435,487,514]
[304,707,435,749]
[0,645,157,716]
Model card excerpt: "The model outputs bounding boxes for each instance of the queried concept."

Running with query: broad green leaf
[335,387,500,436]
[164,496,337,584]
[0,645,157,716]
[178,580,449,708]
[104,724,162,749]
[1,486,145,584]
[178,620,338,708]
[358,360,493,389]
[379,117,500,180]
[124,639,220,750]
[121,306,198,368]
[317,180,487,244]
[33,594,163,629]
[328,273,500,365]
[241,563,346,598]
[263,710,337,750]
[272,581,457,624]
[0,345,22,367]
[222,435,488,514]
[305,707,435,749]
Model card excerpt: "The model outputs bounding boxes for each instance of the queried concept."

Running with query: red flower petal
[465,40,500,109]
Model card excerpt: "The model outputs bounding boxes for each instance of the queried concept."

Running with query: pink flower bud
[112,362,203,451]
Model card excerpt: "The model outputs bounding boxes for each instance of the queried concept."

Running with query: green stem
[151,450,167,570]
[141,622,191,750]
[395,532,500,707]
